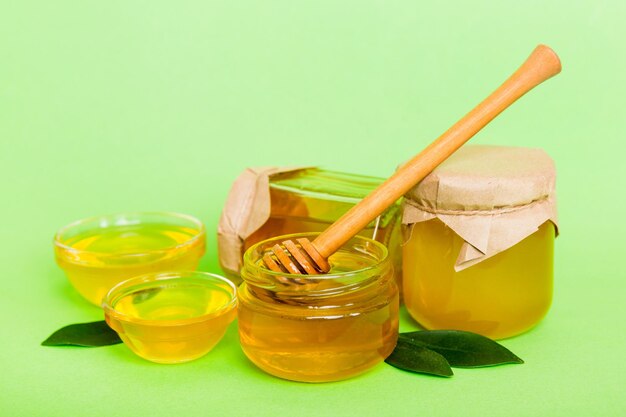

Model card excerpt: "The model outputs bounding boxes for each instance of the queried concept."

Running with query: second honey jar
[402,145,558,339]
[217,167,402,286]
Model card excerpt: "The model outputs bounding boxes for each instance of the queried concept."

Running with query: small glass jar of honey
[238,232,399,382]
[402,145,558,339]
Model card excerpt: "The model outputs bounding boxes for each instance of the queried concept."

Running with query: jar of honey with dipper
[238,233,398,382]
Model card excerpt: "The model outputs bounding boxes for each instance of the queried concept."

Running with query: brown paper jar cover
[402,145,558,271]
[218,167,402,283]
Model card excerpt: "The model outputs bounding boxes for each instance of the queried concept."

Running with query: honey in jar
[402,145,557,339]
[238,233,399,382]
[218,167,401,286]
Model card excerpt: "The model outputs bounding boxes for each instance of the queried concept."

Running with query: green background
[2,1,624,416]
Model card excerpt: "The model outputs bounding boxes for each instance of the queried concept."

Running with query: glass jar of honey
[238,232,399,382]
[218,167,401,286]
[402,146,558,339]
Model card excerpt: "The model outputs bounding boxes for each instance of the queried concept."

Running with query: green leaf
[385,338,453,377]
[399,330,524,367]
[42,320,122,347]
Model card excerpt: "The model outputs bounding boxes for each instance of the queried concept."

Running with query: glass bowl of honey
[54,212,206,306]
[102,271,237,363]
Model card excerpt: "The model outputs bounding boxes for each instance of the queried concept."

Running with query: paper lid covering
[402,145,558,271]
[217,166,308,278]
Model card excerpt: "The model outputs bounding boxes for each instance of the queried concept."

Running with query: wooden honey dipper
[263,44,561,275]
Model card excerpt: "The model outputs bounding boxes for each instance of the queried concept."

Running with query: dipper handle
[313,45,561,258]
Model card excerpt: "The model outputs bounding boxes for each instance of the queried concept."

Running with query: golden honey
[54,212,205,305]
[103,271,237,364]
[244,169,400,254]
[238,233,399,382]
[403,220,554,339]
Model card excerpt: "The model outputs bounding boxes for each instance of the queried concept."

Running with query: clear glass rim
[242,232,389,282]
[53,211,205,258]
[102,271,237,327]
